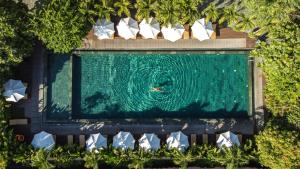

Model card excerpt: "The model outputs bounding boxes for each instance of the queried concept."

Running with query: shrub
[255,119,300,169]
[30,0,93,53]
[0,0,33,67]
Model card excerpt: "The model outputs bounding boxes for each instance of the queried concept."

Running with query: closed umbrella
[161,24,184,42]
[139,133,160,151]
[31,131,55,150]
[113,131,135,150]
[166,131,189,151]
[117,17,139,39]
[86,133,107,151]
[216,131,240,148]
[93,19,115,40]
[191,18,214,41]
[139,17,160,39]
[3,79,26,102]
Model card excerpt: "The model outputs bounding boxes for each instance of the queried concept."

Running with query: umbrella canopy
[139,17,160,39]
[113,131,135,150]
[216,131,240,148]
[93,19,115,40]
[31,131,55,150]
[86,133,107,151]
[191,18,214,41]
[161,24,184,42]
[139,133,160,151]
[166,131,189,151]
[117,17,139,40]
[3,79,26,102]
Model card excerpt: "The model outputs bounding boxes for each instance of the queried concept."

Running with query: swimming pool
[46,52,251,120]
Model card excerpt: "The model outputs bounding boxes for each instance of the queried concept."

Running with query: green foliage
[127,149,152,169]
[201,3,219,23]
[0,126,15,169]
[154,0,182,26]
[0,0,33,66]
[93,0,115,21]
[114,0,133,17]
[255,119,300,169]
[30,149,55,169]
[13,143,32,166]
[30,0,93,53]
[218,4,239,27]
[134,0,158,22]
[83,150,103,169]
[166,148,194,169]
[209,141,256,169]
[180,0,203,25]
[250,23,300,127]
[50,145,83,168]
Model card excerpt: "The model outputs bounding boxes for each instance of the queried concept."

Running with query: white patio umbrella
[139,133,160,151]
[117,17,139,40]
[31,131,55,150]
[3,79,26,102]
[93,19,115,40]
[139,17,160,39]
[216,131,240,148]
[86,133,107,151]
[113,131,135,150]
[161,24,184,42]
[191,18,214,41]
[166,131,189,151]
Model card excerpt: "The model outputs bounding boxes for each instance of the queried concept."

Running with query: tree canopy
[30,0,93,53]
[255,119,300,169]
[0,0,33,67]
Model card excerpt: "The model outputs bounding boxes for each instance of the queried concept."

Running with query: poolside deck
[79,28,255,50]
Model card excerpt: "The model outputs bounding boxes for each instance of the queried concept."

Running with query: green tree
[218,4,240,27]
[0,0,33,67]
[154,0,182,26]
[255,119,300,169]
[234,14,255,33]
[30,0,93,53]
[134,0,158,22]
[114,0,133,17]
[30,149,55,169]
[202,3,219,23]
[93,0,115,21]
[180,0,203,25]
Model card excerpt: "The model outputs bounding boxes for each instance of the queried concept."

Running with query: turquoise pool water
[46,52,250,119]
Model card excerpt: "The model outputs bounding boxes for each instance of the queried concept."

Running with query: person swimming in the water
[151,87,162,92]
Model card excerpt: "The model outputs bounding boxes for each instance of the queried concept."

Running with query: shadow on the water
[73,99,248,119]
[83,91,111,113]
[44,102,70,120]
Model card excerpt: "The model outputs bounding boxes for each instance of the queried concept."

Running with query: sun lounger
[191,134,197,145]
[183,24,190,39]
[79,135,85,147]
[9,119,28,125]
[67,135,73,145]
[238,134,242,143]
[202,134,208,144]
